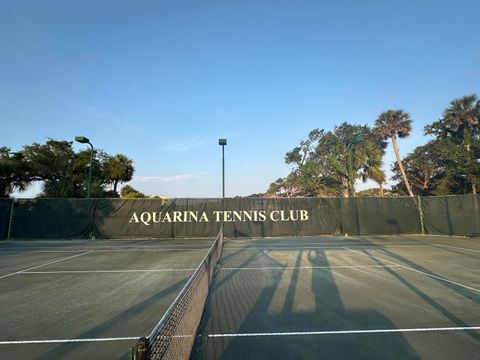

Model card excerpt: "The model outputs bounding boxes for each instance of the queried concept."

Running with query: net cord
[147,225,224,341]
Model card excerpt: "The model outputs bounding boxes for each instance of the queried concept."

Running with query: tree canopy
[1,139,135,198]
[268,94,480,197]
[424,95,480,194]
[270,123,386,197]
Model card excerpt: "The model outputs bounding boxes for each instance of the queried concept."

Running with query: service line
[0,251,92,280]
[220,265,399,270]
[22,269,196,274]
[0,337,139,345]
[207,326,480,338]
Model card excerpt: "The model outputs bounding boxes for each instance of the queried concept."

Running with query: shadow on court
[34,279,187,360]
[193,236,480,360]
[0,238,213,360]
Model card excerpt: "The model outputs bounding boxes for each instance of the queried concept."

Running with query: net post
[417,195,425,235]
[7,198,15,240]
[132,337,148,360]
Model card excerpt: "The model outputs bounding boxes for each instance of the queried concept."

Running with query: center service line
[207,326,480,338]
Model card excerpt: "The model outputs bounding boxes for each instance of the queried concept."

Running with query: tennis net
[131,226,224,360]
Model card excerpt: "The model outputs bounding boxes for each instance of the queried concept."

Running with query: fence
[1,195,479,240]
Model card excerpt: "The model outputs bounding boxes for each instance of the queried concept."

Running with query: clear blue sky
[1,0,479,198]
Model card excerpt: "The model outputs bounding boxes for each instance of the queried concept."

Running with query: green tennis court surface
[193,235,480,360]
[0,238,214,359]
[1,235,479,359]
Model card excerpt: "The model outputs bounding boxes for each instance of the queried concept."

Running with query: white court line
[0,337,139,345]
[0,252,92,280]
[423,242,480,254]
[207,326,480,338]
[21,269,196,274]
[346,248,480,294]
[0,249,87,253]
[0,245,428,253]
[226,241,422,247]
[224,244,433,251]
[220,265,399,270]
[0,248,208,253]
[88,248,208,252]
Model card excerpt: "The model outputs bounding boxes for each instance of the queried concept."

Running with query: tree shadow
[35,278,187,360]
[195,244,419,360]
[360,249,480,341]
[374,242,480,304]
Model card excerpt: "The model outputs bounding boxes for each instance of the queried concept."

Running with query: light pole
[348,134,364,197]
[75,136,94,198]
[219,139,227,198]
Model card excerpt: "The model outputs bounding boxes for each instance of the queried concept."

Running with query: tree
[0,148,31,198]
[103,154,134,193]
[270,123,386,197]
[391,140,445,195]
[425,94,480,194]
[18,139,135,197]
[285,129,323,167]
[375,109,415,197]
[315,123,386,197]
[120,185,146,198]
[22,140,80,197]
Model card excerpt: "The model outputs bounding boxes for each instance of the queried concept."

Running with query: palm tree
[441,95,480,194]
[375,110,415,197]
[355,138,387,197]
[442,94,479,134]
[365,166,386,197]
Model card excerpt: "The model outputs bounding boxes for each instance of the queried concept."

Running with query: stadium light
[219,139,227,198]
[75,136,94,198]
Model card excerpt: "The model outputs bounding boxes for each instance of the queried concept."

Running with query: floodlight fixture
[75,135,94,198]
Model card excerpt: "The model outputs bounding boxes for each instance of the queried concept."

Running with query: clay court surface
[1,235,479,359]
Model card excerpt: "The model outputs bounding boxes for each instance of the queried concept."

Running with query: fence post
[7,199,15,240]
[417,196,425,235]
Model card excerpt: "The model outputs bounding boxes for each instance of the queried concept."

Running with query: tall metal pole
[222,144,225,198]
[87,142,94,198]
[219,139,227,198]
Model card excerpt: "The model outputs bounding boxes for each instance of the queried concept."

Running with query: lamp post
[218,139,227,198]
[348,134,364,197]
[75,136,94,198]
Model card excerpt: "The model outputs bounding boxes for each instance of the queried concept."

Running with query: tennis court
[1,234,479,359]
[0,238,214,359]
[194,234,480,360]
